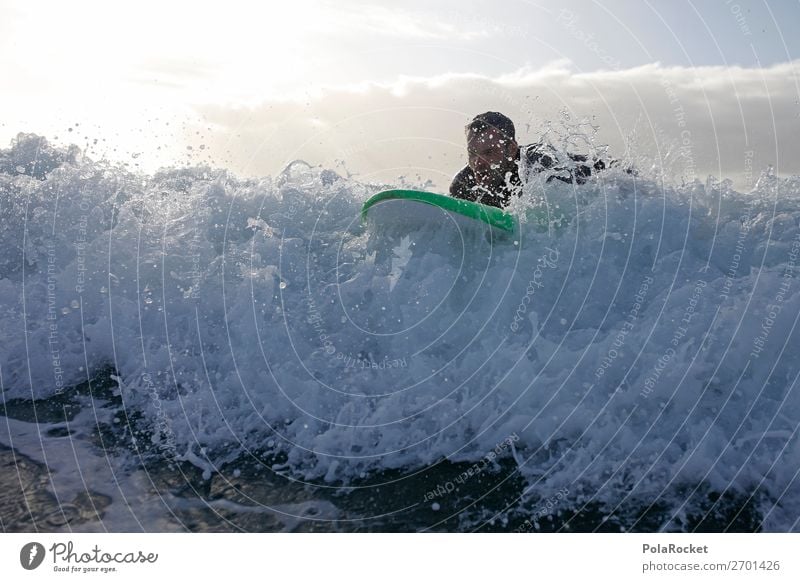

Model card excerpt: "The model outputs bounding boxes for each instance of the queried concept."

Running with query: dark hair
[466,111,515,141]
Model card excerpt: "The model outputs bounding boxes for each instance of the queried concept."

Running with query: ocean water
[1,133,799,532]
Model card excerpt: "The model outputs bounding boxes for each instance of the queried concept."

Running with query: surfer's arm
[567,153,624,183]
[538,151,603,185]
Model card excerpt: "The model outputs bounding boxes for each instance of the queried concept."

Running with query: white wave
[2,134,800,530]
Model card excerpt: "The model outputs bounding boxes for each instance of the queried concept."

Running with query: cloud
[190,59,800,191]
[339,5,493,41]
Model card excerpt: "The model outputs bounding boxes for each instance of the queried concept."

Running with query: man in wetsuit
[449,111,608,208]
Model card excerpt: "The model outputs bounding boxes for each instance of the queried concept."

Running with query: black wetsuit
[449,143,607,208]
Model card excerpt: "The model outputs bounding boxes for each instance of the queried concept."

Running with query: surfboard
[361,189,518,234]
[361,190,564,240]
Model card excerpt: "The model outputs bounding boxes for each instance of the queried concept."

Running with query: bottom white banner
[0,533,795,581]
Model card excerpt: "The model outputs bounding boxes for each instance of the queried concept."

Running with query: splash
[2,132,800,531]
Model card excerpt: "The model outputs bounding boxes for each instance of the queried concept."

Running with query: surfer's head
[465,111,520,190]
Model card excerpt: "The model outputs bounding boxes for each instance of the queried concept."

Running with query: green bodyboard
[361,189,568,234]
[361,189,518,233]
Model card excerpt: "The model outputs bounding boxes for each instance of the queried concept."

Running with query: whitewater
[2,133,800,531]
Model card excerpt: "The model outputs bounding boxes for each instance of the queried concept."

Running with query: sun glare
[4,0,329,106]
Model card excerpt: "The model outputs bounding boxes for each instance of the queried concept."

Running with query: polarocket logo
[20,542,46,570]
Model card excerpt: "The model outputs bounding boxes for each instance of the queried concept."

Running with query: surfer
[449,111,610,208]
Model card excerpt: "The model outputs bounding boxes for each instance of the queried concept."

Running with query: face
[467,130,519,189]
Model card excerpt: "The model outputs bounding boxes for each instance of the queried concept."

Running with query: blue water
[1,132,799,532]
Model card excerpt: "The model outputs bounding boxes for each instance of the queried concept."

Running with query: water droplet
[431,502,440,511]
[70,300,80,309]
[279,281,287,289]
[61,307,70,315]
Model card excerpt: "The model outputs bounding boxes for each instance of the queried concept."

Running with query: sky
[2,0,799,189]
